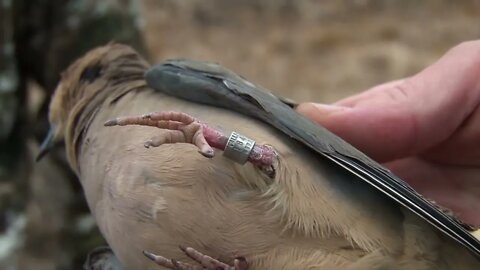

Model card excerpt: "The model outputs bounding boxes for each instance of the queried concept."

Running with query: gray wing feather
[145,59,480,259]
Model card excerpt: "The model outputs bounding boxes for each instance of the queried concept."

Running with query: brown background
[142,0,480,103]
[1,0,480,269]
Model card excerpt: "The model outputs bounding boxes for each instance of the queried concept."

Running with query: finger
[297,41,480,162]
[384,158,480,226]
[423,102,480,165]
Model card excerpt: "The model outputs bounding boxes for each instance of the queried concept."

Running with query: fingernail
[311,103,349,113]
[296,103,351,124]
[297,103,349,117]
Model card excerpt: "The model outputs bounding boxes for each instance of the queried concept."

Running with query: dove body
[44,44,479,269]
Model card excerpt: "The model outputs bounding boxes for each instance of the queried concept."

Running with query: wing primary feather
[327,154,480,258]
[145,60,480,259]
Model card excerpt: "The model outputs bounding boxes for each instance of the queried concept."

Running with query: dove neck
[66,72,148,175]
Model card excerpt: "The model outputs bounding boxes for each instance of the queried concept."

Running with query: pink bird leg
[142,246,248,270]
[104,111,277,169]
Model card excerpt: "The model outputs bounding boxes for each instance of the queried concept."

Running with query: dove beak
[36,126,56,162]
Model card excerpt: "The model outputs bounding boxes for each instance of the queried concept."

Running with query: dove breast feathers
[50,44,479,269]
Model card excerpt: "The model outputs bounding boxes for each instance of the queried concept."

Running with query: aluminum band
[223,132,256,164]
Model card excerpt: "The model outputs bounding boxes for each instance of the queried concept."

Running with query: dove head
[37,43,149,162]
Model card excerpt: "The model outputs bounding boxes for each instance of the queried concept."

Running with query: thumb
[297,80,416,162]
[297,41,480,162]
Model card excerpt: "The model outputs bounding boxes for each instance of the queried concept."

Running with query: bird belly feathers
[76,88,478,269]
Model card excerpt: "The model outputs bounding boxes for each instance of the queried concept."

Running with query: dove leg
[104,111,276,167]
[143,246,248,270]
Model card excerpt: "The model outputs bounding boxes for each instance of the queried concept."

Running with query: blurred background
[1,0,479,269]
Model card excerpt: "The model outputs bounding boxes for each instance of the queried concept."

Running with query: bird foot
[143,246,248,270]
[104,111,277,170]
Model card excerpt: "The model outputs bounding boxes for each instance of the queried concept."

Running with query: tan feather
[47,43,480,269]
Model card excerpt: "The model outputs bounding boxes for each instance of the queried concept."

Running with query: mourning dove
[38,43,480,270]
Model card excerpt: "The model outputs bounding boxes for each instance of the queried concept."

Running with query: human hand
[297,41,480,225]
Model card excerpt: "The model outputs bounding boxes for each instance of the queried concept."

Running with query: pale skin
[297,40,480,226]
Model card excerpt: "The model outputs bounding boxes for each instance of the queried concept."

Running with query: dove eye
[80,65,102,82]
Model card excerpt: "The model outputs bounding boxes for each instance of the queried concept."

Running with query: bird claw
[143,246,248,270]
[104,111,277,170]
[144,140,153,148]
[104,111,215,156]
